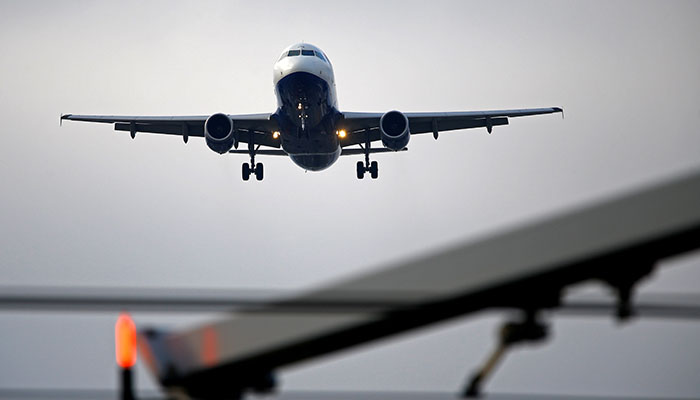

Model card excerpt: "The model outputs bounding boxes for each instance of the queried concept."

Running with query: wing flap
[228,149,287,156]
[114,122,204,136]
[409,116,508,135]
[340,147,407,156]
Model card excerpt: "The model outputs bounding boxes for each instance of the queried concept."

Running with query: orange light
[115,312,137,368]
[337,129,347,138]
[202,326,219,367]
[272,131,280,139]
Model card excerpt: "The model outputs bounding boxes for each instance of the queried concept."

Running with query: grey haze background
[1,0,699,397]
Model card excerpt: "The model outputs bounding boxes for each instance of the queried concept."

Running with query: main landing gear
[242,162,263,181]
[242,142,264,181]
[356,135,378,180]
[356,160,378,179]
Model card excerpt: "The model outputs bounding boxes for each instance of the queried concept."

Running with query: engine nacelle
[380,110,410,151]
[205,113,236,154]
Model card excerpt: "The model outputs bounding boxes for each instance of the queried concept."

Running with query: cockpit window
[280,48,330,63]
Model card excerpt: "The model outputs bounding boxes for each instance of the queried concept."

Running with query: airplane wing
[60,107,562,150]
[60,113,282,148]
[338,107,563,147]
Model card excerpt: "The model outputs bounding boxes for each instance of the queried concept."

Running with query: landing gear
[356,161,365,179]
[255,163,264,181]
[242,163,251,181]
[356,132,378,180]
[242,141,264,181]
[356,156,378,180]
[242,162,264,181]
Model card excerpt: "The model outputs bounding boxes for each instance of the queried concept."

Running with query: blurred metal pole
[120,366,135,400]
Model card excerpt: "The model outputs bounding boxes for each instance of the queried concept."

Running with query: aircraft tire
[242,163,251,181]
[255,163,264,181]
[370,161,378,179]
[356,161,365,179]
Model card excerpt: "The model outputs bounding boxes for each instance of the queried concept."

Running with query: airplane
[61,43,563,181]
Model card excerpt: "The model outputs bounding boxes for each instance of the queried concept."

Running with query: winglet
[60,114,71,126]
[553,107,564,119]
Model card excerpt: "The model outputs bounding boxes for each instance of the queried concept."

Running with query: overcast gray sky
[1,0,699,398]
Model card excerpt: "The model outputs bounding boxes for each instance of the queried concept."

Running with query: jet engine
[380,110,410,151]
[205,113,237,154]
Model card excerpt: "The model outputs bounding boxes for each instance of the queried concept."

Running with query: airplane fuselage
[272,43,341,171]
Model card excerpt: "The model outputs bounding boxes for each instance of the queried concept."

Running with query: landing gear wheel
[242,163,251,181]
[369,161,378,179]
[356,161,365,179]
[255,163,264,181]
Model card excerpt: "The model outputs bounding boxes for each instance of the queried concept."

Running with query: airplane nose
[275,56,324,82]
[284,58,306,74]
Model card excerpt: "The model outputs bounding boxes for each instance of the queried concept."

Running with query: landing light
[337,129,347,138]
[273,131,280,139]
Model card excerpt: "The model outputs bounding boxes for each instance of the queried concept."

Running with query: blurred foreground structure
[1,170,699,399]
[132,169,700,399]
